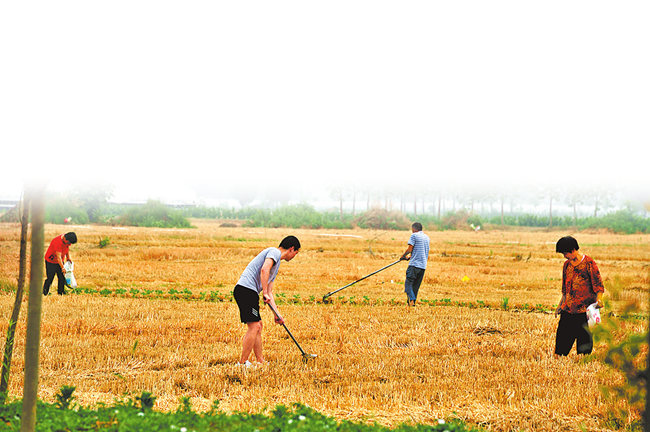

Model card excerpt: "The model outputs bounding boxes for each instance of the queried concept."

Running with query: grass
[0,220,647,431]
[0,394,482,431]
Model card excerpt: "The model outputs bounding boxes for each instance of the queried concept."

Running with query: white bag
[586,303,601,327]
[64,261,77,289]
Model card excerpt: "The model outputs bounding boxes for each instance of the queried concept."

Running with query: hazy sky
[1,1,648,205]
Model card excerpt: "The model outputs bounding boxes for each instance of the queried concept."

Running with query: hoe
[322,259,404,303]
[266,303,317,362]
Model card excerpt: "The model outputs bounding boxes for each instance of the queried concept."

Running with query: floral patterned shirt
[561,255,604,314]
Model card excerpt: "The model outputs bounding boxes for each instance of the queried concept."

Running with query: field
[0,220,648,431]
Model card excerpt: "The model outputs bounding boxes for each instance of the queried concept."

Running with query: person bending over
[43,232,77,295]
[233,235,301,366]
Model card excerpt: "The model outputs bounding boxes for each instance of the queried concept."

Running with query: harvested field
[0,220,647,431]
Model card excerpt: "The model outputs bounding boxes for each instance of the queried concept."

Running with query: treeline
[0,198,191,229]
[180,205,650,233]
[180,205,412,230]
[2,197,649,233]
[415,209,650,234]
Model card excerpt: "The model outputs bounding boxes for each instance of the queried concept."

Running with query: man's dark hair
[412,222,423,232]
[64,232,78,244]
[279,235,300,251]
[556,236,579,254]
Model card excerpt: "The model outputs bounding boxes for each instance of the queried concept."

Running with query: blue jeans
[404,266,425,301]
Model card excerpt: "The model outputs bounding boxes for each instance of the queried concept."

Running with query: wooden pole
[20,186,45,432]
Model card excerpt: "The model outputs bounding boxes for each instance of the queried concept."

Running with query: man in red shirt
[42,232,77,295]
[554,236,604,357]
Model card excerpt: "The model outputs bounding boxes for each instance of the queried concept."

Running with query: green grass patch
[0,389,481,432]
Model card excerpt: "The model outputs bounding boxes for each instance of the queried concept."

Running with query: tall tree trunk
[500,199,504,226]
[21,186,45,432]
[549,196,553,228]
[437,196,441,219]
[0,196,30,403]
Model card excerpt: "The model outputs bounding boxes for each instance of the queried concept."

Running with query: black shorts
[234,285,261,323]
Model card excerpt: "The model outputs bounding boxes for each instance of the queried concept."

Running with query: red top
[45,235,69,264]
[561,255,605,314]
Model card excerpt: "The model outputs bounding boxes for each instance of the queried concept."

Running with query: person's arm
[588,260,605,308]
[260,258,284,324]
[401,244,413,261]
[555,294,565,316]
[55,251,66,274]
[555,263,567,316]
[266,281,284,324]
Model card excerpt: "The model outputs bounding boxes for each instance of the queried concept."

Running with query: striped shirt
[408,231,430,270]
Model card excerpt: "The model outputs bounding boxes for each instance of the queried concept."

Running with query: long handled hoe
[266,303,317,362]
[322,259,404,303]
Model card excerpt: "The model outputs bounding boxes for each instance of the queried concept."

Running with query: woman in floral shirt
[554,236,604,357]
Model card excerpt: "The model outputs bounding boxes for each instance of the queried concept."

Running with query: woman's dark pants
[555,311,593,356]
[43,261,65,295]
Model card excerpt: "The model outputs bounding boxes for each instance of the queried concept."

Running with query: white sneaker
[237,360,253,368]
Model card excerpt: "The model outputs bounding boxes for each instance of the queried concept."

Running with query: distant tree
[72,184,113,222]
[536,185,558,229]
[566,192,583,229]
[233,185,257,208]
[591,190,615,218]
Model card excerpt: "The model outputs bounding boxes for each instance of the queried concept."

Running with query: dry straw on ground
[0,220,648,431]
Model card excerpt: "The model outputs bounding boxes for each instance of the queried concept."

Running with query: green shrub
[582,209,650,234]
[355,208,410,230]
[54,385,76,410]
[591,279,647,430]
[115,201,192,228]
[0,396,482,431]
[440,210,473,230]
[45,197,90,225]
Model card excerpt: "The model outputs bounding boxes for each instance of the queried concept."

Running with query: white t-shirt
[236,247,282,293]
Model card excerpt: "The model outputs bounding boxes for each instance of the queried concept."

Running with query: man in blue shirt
[400,222,430,306]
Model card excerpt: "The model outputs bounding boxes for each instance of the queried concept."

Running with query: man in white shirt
[233,235,301,366]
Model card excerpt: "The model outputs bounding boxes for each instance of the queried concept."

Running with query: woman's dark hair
[279,235,300,251]
[64,232,78,244]
[556,236,579,254]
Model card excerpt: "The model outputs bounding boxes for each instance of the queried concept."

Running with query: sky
[1,1,648,207]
